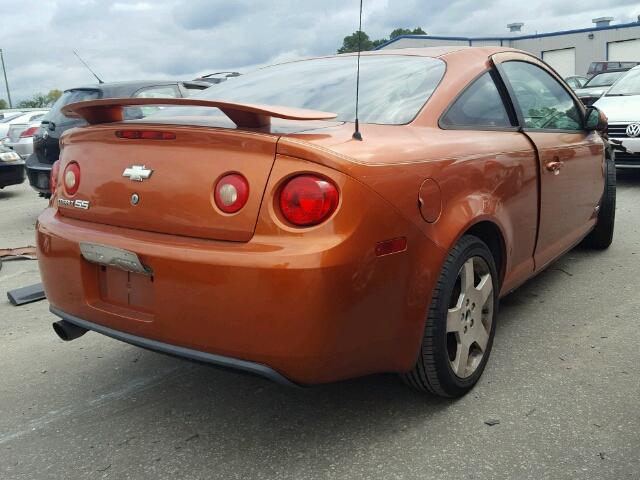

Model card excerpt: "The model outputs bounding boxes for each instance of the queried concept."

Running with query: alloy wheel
[446,256,494,379]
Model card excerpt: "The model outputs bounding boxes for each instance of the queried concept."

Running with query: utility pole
[0,49,13,108]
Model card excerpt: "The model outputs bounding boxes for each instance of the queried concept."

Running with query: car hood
[594,95,640,123]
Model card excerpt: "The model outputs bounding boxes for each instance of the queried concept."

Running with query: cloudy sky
[0,0,638,103]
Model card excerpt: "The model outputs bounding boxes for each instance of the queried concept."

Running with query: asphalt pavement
[1,174,639,480]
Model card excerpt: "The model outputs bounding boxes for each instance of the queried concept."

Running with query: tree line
[337,27,426,53]
[0,89,62,110]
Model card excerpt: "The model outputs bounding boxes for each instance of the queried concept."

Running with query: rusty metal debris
[0,246,37,262]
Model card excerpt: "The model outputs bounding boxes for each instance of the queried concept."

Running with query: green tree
[17,89,63,108]
[338,30,373,53]
[390,27,426,39]
[337,27,426,53]
[46,89,62,105]
[0,98,7,109]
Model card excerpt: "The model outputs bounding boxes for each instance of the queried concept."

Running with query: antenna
[352,0,363,141]
[73,50,104,84]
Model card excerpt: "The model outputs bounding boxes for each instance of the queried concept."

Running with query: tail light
[20,126,40,138]
[214,173,249,213]
[62,162,81,196]
[50,160,60,196]
[279,175,339,226]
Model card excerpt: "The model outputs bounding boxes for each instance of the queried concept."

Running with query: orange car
[37,47,614,397]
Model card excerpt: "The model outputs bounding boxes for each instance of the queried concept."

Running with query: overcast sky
[0,0,638,103]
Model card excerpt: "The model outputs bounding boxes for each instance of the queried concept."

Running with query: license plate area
[98,266,155,313]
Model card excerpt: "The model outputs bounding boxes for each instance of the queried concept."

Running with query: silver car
[0,110,48,138]
[2,120,42,158]
[594,65,640,168]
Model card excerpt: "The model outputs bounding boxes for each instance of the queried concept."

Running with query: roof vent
[507,22,524,33]
[592,17,613,28]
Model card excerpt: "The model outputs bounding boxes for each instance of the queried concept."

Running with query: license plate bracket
[79,242,152,276]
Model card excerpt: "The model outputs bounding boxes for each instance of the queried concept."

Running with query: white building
[377,18,640,78]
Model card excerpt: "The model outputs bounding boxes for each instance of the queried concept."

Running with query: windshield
[157,55,446,125]
[585,71,624,88]
[44,89,101,128]
[607,68,640,96]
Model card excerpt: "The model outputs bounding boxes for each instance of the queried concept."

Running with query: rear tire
[402,235,499,398]
[582,154,616,250]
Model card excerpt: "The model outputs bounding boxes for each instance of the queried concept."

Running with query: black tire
[401,235,499,398]
[582,153,616,250]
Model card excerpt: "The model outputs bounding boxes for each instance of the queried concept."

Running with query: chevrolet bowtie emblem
[122,165,153,182]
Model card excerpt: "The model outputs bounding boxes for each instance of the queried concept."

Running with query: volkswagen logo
[626,123,640,138]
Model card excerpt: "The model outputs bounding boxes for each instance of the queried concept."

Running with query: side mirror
[585,106,607,132]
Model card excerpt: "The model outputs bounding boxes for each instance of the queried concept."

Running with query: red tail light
[62,162,81,196]
[279,175,339,226]
[50,161,61,196]
[115,130,176,140]
[20,126,40,138]
[214,173,249,213]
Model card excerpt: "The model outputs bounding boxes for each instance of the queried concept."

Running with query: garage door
[608,39,640,60]
[542,48,576,77]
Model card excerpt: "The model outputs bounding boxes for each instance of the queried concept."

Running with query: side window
[501,61,582,131]
[440,72,512,128]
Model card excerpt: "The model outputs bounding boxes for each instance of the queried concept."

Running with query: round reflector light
[214,173,249,213]
[63,162,81,196]
[279,175,339,226]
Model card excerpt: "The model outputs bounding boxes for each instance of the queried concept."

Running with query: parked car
[193,71,241,84]
[0,111,23,120]
[26,80,209,197]
[587,61,640,78]
[40,47,613,398]
[0,145,25,189]
[574,70,628,105]
[595,65,640,168]
[0,110,48,139]
[564,75,588,89]
[2,119,43,158]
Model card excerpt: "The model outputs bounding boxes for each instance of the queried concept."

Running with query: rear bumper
[37,199,442,384]
[50,306,299,387]
[0,161,25,188]
[25,153,52,194]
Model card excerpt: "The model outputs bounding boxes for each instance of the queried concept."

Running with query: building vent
[507,22,524,33]
[592,17,614,28]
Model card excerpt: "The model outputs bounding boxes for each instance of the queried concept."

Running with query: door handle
[545,161,563,174]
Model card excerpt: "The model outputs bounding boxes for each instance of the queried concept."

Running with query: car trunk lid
[56,125,279,242]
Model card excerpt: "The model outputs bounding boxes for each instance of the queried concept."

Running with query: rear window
[158,55,445,125]
[44,89,101,127]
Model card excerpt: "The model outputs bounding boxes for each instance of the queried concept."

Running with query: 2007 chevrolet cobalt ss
[37,47,615,397]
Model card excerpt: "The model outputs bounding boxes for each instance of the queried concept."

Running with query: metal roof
[375,21,640,50]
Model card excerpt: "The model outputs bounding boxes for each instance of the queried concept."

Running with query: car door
[438,69,539,292]
[492,52,604,270]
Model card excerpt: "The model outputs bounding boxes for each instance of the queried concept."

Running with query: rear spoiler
[61,98,337,129]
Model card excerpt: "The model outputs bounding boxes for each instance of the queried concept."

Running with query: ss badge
[57,198,90,210]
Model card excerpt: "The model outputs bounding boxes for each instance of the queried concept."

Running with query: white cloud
[0,0,638,103]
